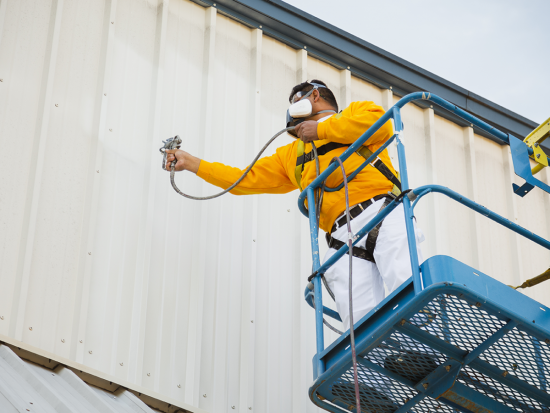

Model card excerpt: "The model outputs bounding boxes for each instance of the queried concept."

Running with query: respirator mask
[286,83,336,137]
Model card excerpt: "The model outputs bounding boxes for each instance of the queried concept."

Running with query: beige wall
[1,0,549,412]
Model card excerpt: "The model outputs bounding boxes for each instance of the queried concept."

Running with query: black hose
[168,127,295,200]
[331,156,362,413]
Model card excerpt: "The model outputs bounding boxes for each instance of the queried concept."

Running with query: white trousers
[323,198,425,331]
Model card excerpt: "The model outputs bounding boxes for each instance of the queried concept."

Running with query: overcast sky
[288,0,550,125]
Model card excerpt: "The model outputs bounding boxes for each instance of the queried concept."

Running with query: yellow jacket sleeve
[316,101,393,146]
[196,147,297,195]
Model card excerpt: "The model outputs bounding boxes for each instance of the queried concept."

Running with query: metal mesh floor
[319,292,550,412]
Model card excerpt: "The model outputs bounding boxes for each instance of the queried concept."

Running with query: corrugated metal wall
[1,0,549,412]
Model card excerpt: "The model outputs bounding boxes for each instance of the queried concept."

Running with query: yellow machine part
[524,116,550,175]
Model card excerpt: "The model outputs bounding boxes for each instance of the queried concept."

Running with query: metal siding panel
[0,0,55,339]
[23,0,107,361]
[1,1,550,412]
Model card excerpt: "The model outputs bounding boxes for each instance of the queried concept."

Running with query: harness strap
[294,140,306,190]
[356,146,401,197]
[326,197,392,263]
[363,198,392,262]
[326,234,374,262]
[295,142,401,196]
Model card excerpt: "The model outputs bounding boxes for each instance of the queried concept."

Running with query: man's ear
[312,89,320,103]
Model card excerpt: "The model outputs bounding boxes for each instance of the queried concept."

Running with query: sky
[288,0,550,124]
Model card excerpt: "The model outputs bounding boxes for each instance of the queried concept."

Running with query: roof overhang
[192,0,548,151]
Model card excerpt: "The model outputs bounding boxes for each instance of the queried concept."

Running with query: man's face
[291,88,318,104]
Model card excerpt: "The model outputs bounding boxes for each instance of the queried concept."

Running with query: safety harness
[295,141,401,263]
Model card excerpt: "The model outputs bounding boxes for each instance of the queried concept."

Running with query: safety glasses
[290,83,327,104]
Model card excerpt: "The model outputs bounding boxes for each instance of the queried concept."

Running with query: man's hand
[165,149,201,174]
[295,120,319,143]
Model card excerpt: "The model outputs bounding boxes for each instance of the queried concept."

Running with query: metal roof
[0,344,188,413]
[191,0,548,150]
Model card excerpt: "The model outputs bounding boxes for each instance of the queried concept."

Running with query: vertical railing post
[533,336,547,392]
[393,107,423,295]
[307,187,325,374]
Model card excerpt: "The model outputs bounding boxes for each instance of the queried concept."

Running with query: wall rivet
[0,316,3,320]
[55,104,59,107]
[249,408,252,411]
[304,46,307,49]
[389,86,392,90]
[259,25,262,29]
[88,252,92,255]
[287,209,290,212]
[203,394,207,398]
[79,340,83,343]
[89,350,93,354]
[253,239,255,242]
[422,383,429,389]
[347,66,350,70]
[232,406,235,409]
[537,154,541,159]
[61,339,65,343]
[178,384,181,388]
[111,21,114,24]
[251,320,254,323]
[109,128,112,132]
[104,93,107,96]
[0,79,3,82]
[29,327,32,331]
[120,362,123,366]
[147,373,151,376]
[96,170,99,173]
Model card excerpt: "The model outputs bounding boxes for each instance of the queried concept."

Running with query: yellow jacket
[197,100,396,232]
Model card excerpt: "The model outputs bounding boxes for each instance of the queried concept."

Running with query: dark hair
[288,79,338,112]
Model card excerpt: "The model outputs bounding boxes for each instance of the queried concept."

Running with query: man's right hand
[165,149,201,174]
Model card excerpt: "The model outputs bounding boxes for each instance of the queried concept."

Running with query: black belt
[326,195,393,263]
[330,194,392,234]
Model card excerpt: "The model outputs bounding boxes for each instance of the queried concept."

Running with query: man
[165,80,424,330]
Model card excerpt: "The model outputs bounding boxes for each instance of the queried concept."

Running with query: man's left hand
[295,121,319,143]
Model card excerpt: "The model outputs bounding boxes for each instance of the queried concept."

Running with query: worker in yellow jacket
[165,80,424,330]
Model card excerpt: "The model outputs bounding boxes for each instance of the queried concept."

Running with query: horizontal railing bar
[411,185,550,251]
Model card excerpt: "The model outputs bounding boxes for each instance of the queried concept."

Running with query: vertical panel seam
[186,6,216,408]
[463,126,483,269]
[72,0,118,365]
[12,0,65,341]
[424,107,441,255]
[502,146,524,286]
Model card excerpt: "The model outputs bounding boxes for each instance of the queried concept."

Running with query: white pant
[323,199,425,331]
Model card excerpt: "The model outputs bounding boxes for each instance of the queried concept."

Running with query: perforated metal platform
[309,256,550,413]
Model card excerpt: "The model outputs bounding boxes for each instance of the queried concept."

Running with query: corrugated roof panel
[0,345,160,413]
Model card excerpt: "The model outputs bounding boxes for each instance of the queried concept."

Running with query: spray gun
[159,135,182,170]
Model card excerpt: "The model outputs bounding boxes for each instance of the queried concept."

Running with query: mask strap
[313,110,336,115]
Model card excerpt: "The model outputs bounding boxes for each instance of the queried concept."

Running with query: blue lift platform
[300,92,550,413]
